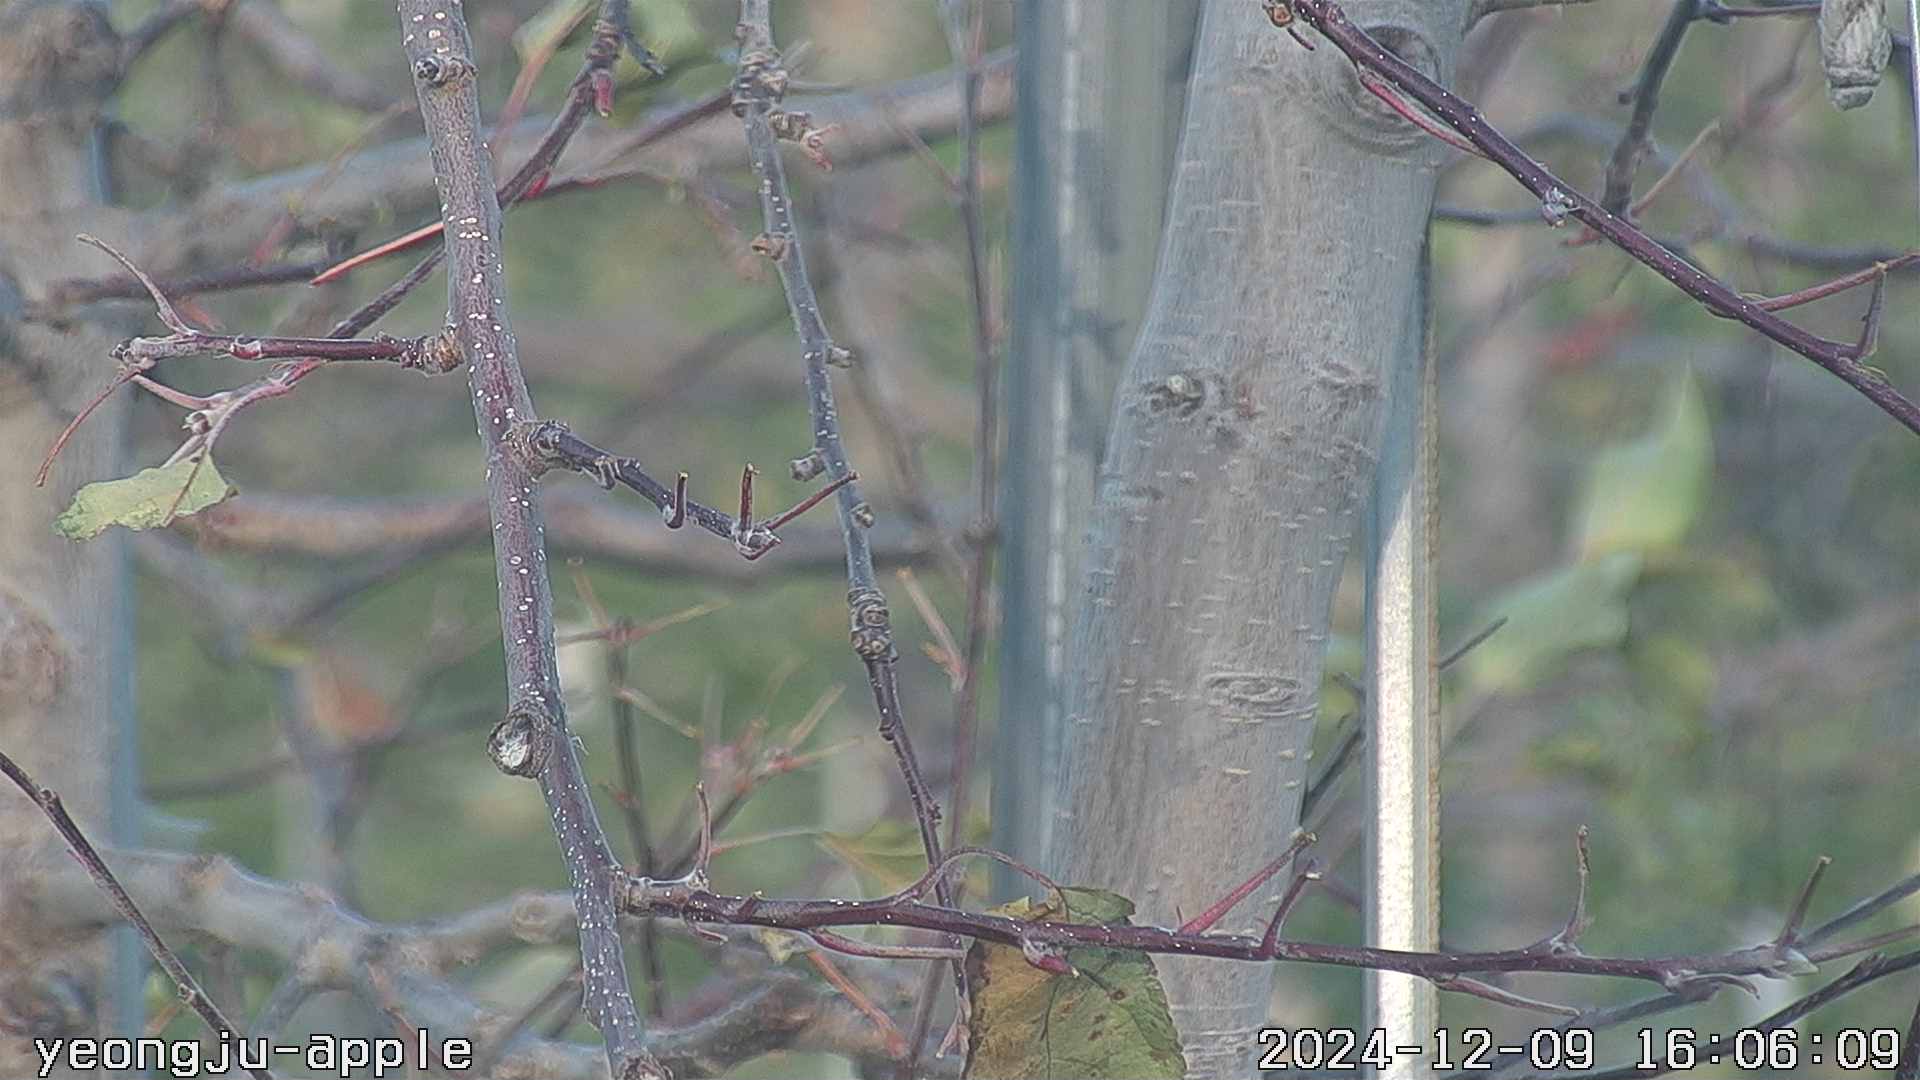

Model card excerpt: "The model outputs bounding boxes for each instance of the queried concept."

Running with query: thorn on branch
[1260,860,1323,958]
[1547,825,1594,952]
[1845,274,1887,360]
[664,472,688,528]
[761,470,856,534]
[598,5,667,79]
[1777,855,1833,948]
[1439,615,1508,671]
[691,781,714,881]
[731,465,770,557]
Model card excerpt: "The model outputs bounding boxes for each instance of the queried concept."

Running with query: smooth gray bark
[1038,1,1463,1074]
[0,2,138,1073]
[995,0,1201,891]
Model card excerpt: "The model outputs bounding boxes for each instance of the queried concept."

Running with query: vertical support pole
[994,1,1198,897]
[1363,243,1439,1075]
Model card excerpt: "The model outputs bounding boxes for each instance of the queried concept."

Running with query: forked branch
[1276,0,1920,436]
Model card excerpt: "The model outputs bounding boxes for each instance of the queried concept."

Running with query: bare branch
[1281,0,1920,436]
[158,53,1013,277]
[393,1,658,1074]
[731,0,966,1019]
[622,853,1920,1004]
[0,750,269,1079]
[1600,0,1697,215]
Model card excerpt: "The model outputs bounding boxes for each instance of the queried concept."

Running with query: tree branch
[0,750,270,1079]
[1280,0,1920,436]
[730,1,966,1024]
[1600,0,1697,215]
[393,1,658,1075]
[22,844,917,1078]
[148,53,1013,281]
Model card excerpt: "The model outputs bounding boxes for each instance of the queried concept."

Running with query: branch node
[825,344,854,368]
[663,472,689,528]
[789,451,825,481]
[488,703,557,778]
[404,325,465,374]
[1541,187,1575,227]
[847,586,895,660]
[750,232,791,260]
[511,419,569,479]
[851,501,875,529]
[768,110,839,170]
[412,54,473,87]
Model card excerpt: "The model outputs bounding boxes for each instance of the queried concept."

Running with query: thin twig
[1601,0,1698,216]
[524,421,853,561]
[38,257,332,312]
[598,604,669,1016]
[803,951,912,1059]
[471,961,584,1076]
[731,0,967,1019]
[329,6,639,337]
[1566,952,1920,1080]
[0,749,272,1080]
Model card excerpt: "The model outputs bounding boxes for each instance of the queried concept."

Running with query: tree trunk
[1039,0,1464,1074]
[0,3,139,1074]
[995,0,1200,892]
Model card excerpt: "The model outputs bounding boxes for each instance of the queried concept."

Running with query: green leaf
[1462,552,1642,694]
[964,887,1186,1080]
[1574,369,1712,559]
[55,457,235,540]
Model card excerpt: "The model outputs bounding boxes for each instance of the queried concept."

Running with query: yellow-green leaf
[1574,369,1712,559]
[55,457,235,540]
[1462,552,1642,694]
[817,817,938,894]
[964,887,1186,1080]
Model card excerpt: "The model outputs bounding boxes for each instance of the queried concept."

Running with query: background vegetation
[79,0,1920,1075]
